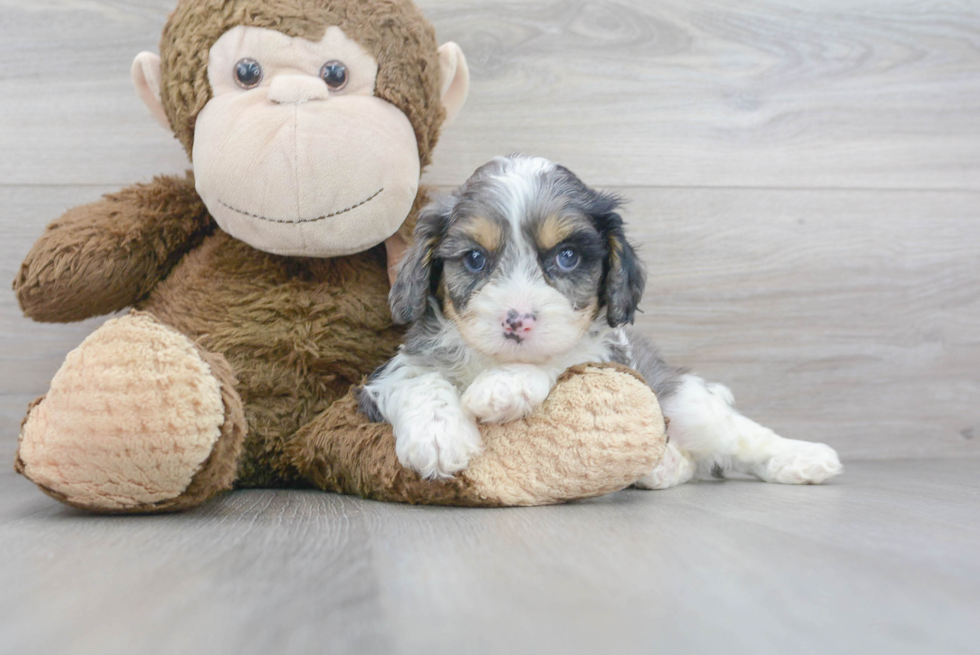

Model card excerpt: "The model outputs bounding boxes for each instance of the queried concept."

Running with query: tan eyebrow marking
[458,216,504,253]
[535,213,579,251]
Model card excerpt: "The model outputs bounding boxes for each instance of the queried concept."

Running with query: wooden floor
[1,1,979,653]
[2,451,978,655]
[2,0,978,459]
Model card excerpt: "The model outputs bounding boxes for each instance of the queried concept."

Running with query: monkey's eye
[463,250,487,273]
[555,248,581,272]
[320,61,349,90]
[234,58,263,89]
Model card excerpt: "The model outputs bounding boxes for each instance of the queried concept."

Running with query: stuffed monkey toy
[12,0,666,513]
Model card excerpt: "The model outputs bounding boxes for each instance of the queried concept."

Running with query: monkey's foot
[462,364,668,505]
[16,312,245,513]
[291,364,667,507]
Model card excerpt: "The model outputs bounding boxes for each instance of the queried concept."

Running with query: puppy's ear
[594,209,646,327]
[389,197,452,325]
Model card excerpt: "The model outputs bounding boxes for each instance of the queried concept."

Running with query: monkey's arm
[14,173,212,323]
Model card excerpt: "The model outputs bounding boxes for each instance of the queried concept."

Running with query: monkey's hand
[462,364,554,424]
[14,173,212,323]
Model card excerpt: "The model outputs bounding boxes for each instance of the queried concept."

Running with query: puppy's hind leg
[635,441,696,489]
[652,374,843,485]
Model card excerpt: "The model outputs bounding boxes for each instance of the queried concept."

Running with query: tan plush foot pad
[17,313,228,511]
[462,364,667,506]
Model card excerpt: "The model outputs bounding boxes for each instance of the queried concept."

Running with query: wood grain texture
[2,456,978,655]
[626,187,980,460]
[3,185,976,460]
[425,0,980,189]
[1,2,979,652]
[0,0,978,189]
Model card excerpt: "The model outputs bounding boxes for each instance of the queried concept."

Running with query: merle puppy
[359,155,842,486]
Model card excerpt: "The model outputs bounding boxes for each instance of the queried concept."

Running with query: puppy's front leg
[369,370,483,480]
[462,364,554,424]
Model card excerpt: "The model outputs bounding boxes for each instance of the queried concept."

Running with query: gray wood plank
[1,456,978,655]
[625,186,980,461]
[0,475,391,653]
[2,2,978,653]
[3,185,977,461]
[0,0,187,186]
[0,0,978,189]
[426,0,980,189]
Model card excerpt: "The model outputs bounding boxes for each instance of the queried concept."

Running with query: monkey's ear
[438,43,469,126]
[389,199,452,325]
[131,52,171,130]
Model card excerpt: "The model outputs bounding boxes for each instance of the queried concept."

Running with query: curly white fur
[637,375,843,488]
[364,155,843,485]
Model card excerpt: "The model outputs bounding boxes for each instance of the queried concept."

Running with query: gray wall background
[1,0,977,461]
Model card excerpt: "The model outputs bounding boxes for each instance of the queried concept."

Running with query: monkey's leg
[285,364,667,507]
[16,311,246,513]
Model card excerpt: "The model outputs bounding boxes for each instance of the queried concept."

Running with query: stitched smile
[217,188,384,225]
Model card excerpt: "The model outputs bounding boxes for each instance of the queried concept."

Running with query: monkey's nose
[267,75,331,105]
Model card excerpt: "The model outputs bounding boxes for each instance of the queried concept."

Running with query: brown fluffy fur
[140,222,407,488]
[11,0,468,508]
[12,0,666,512]
[160,0,445,167]
[14,173,212,323]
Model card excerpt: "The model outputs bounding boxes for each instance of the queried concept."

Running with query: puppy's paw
[762,441,843,485]
[635,443,695,490]
[394,406,483,481]
[462,365,552,424]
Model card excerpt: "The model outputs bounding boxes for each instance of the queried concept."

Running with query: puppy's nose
[267,75,330,105]
[502,310,536,337]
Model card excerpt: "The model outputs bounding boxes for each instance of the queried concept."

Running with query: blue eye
[555,248,580,272]
[463,250,487,273]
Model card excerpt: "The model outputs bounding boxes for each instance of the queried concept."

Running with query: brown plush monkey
[12,0,666,513]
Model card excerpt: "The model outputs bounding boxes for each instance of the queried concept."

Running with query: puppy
[359,155,843,487]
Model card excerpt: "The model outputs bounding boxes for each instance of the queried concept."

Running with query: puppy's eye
[234,58,263,89]
[463,250,487,273]
[555,248,581,272]
[320,61,349,90]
